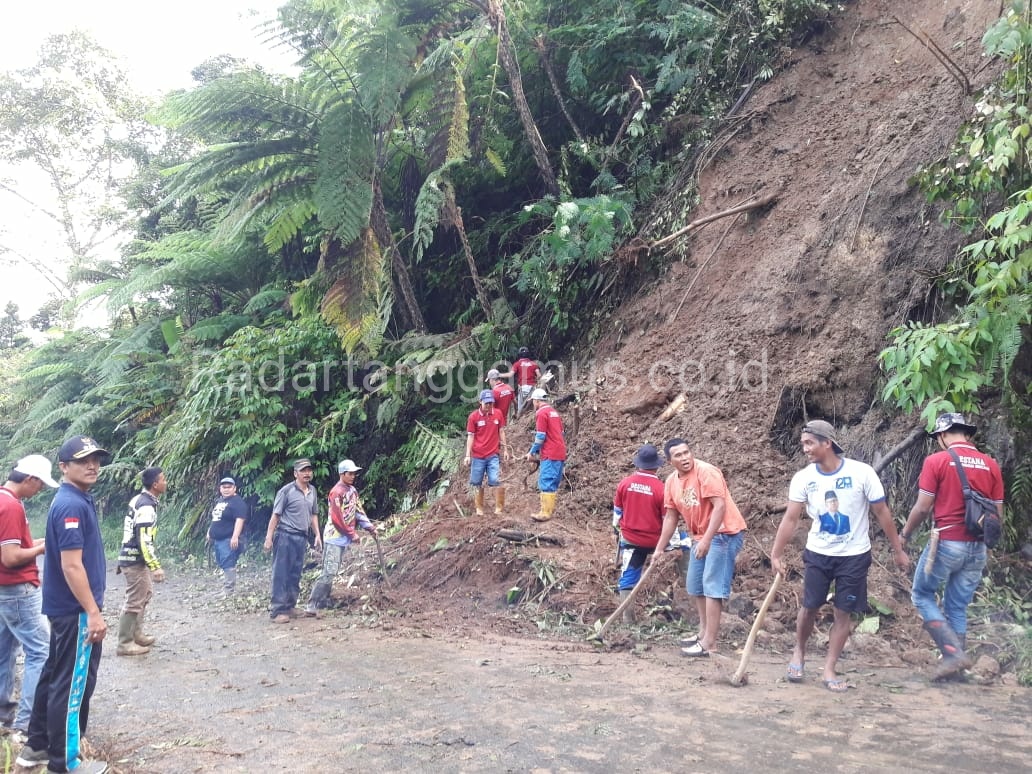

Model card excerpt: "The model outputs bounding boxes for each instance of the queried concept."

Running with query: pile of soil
[348,0,1017,674]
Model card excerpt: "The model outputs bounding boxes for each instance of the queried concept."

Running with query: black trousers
[26,612,102,772]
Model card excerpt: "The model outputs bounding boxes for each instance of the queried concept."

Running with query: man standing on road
[207,477,248,597]
[264,459,321,624]
[18,435,111,774]
[653,438,747,657]
[612,444,666,623]
[486,369,515,426]
[526,389,566,522]
[116,467,167,656]
[0,455,56,736]
[464,390,509,516]
[305,460,377,617]
[770,420,909,692]
[900,413,1004,680]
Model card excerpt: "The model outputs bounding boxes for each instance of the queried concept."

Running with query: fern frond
[315,101,376,246]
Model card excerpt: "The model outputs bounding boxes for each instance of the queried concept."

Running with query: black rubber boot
[924,620,972,680]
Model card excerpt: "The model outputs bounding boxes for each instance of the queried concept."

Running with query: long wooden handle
[731,572,783,685]
[592,557,661,641]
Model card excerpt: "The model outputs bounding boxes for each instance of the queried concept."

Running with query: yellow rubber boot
[531,492,557,522]
[473,487,486,516]
[494,487,505,515]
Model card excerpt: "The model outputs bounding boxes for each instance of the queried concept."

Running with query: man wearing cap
[0,455,56,735]
[486,369,515,426]
[526,389,566,522]
[115,467,167,656]
[770,420,908,692]
[900,413,1004,680]
[18,436,110,774]
[611,444,666,623]
[511,347,541,418]
[464,390,509,516]
[305,460,376,616]
[207,477,249,597]
[652,438,747,656]
[263,459,321,624]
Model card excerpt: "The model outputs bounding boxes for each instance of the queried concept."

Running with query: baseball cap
[530,388,548,401]
[293,458,314,472]
[219,476,236,486]
[930,412,977,436]
[485,369,501,382]
[801,420,844,454]
[338,459,362,473]
[58,435,110,464]
[479,389,496,403]
[13,454,59,488]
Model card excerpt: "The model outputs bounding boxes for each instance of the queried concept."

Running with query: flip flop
[786,663,804,683]
[678,633,700,647]
[680,642,709,657]
[823,678,852,693]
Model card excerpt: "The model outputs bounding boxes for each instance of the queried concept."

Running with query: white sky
[0,0,296,325]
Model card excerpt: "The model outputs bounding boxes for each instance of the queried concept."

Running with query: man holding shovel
[612,444,666,623]
[770,420,909,692]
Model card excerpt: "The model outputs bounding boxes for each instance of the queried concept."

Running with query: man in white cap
[525,388,566,521]
[0,455,56,736]
[305,460,376,617]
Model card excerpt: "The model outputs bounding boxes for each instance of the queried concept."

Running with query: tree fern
[315,101,376,245]
[404,420,461,474]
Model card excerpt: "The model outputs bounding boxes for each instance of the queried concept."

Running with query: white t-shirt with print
[788,457,886,557]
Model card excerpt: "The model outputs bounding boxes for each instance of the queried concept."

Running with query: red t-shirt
[466,407,504,458]
[614,471,666,548]
[492,382,515,424]
[534,403,566,460]
[918,442,1004,541]
[513,358,540,386]
[0,487,40,586]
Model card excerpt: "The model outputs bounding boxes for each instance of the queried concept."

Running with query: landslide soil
[44,1,1032,771]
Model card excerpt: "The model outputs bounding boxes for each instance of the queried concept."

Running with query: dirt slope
[370,0,1013,667]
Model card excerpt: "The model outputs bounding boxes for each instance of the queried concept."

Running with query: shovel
[589,557,661,644]
[730,571,783,687]
[372,532,390,587]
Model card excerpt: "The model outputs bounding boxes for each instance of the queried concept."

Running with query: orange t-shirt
[663,459,746,539]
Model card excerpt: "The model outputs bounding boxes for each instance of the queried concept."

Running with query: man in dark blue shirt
[17,435,111,774]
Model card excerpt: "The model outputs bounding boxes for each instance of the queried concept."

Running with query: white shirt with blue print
[788,457,886,557]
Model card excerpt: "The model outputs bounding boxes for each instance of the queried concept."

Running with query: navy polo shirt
[42,483,107,617]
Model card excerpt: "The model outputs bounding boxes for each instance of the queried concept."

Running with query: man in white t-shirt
[771,420,909,691]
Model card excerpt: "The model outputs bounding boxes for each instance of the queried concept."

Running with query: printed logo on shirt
[680,486,700,508]
[628,482,656,496]
[834,476,854,490]
[64,517,80,530]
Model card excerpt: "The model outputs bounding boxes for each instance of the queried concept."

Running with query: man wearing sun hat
[305,459,377,617]
[207,476,249,597]
[900,412,1004,681]
[770,420,908,693]
[264,459,321,624]
[18,436,111,774]
[464,390,509,516]
[0,455,57,737]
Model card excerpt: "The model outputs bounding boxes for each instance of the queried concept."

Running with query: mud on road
[62,565,1030,773]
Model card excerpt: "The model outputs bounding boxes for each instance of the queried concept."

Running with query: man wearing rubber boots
[900,413,1004,681]
[464,390,509,516]
[526,389,566,522]
[612,445,666,623]
[116,467,167,656]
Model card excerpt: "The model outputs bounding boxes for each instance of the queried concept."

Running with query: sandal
[822,678,852,693]
[786,663,804,683]
[678,633,700,647]
[680,642,710,657]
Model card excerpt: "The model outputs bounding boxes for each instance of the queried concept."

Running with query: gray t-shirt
[272,482,318,534]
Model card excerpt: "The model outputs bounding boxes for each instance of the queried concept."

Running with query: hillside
[358,0,1018,671]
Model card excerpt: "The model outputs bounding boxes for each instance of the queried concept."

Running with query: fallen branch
[649,191,778,252]
[892,15,971,95]
[497,529,564,546]
[667,212,742,322]
[874,426,928,475]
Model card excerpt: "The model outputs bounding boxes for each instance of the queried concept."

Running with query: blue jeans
[0,583,50,731]
[538,459,564,493]
[911,539,986,637]
[270,531,309,618]
[213,537,245,570]
[469,455,501,487]
[686,532,744,600]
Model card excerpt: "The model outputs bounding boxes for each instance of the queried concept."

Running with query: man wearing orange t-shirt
[653,438,747,657]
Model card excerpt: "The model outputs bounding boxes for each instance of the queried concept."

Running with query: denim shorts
[686,531,744,599]
[802,548,871,612]
[469,454,501,487]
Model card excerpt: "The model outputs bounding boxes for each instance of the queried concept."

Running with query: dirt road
[67,564,1030,773]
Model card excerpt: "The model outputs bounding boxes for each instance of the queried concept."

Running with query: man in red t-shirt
[901,413,1004,680]
[510,347,541,418]
[525,389,566,521]
[464,390,509,515]
[485,369,515,426]
[611,444,666,623]
[0,455,58,733]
